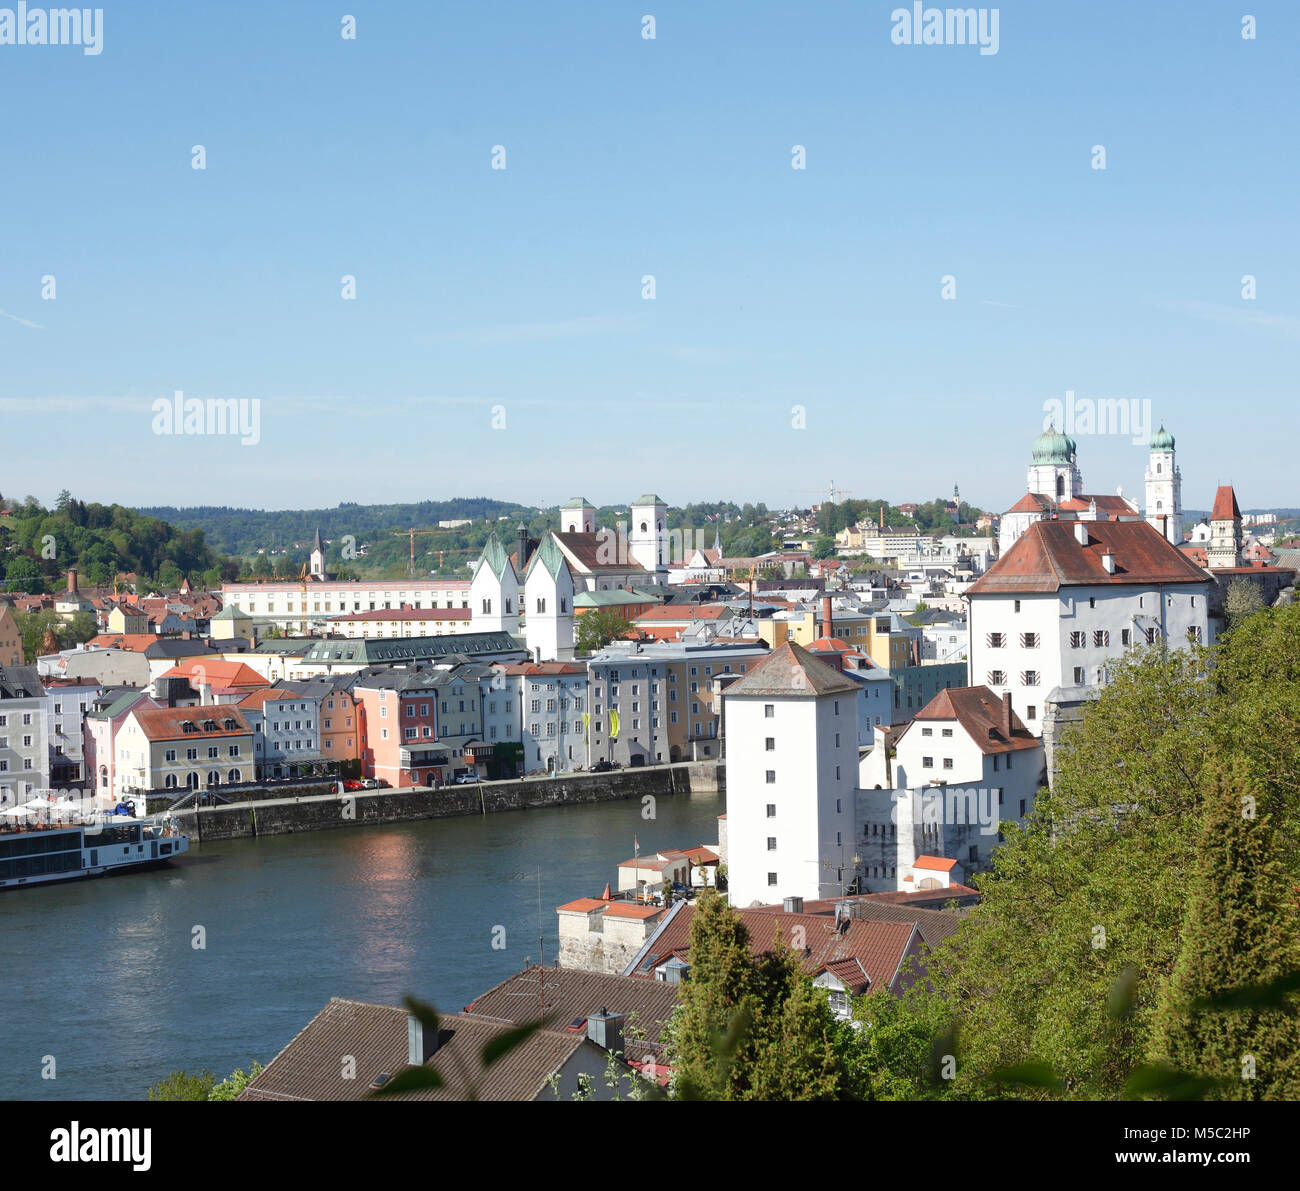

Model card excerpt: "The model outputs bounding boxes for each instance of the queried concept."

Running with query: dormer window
[202,720,217,732]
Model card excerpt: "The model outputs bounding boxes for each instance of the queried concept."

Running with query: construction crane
[795,481,853,508]
[392,528,453,578]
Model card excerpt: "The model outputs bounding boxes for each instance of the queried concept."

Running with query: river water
[0,790,723,1101]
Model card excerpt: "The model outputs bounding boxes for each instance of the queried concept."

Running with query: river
[0,790,723,1100]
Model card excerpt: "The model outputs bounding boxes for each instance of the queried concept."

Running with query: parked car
[454,773,479,785]
[591,760,615,773]
[361,778,380,789]
[342,779,364,792]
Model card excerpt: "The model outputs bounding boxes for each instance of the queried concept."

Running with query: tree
[836,989,953,1101]
[665,892,843,1100]
[812,535,837,560]
[575,608,633,654]
[1223,579,1264,631]
[1148,762,1300,1099]
[147,1069,215,1101]
[208,1062,264,1101]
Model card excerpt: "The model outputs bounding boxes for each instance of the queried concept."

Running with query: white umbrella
[1,805,33,817]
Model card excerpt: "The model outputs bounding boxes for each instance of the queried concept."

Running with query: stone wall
[175,763,720,843]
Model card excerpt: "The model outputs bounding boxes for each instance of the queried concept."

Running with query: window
[1187,626,1202,643]
[941,728,952,738]
[1026,706,1036,721]
[764,704,774,718]
[765,770,776,784]
[1021,671,1040,687]
[765,737,775,751]
[767,873,778,886]
[766,803,776,818]
[942,757,953,770]
[988,670,1005,686]
[1020,632,1039,648]
[1121,628,1131,646]
[1074,666,1085,684]
[766,837,777,851]
[1146,627,1160,644]
[1013,600,1021,613]
[1093,630,1109,647]
[922,756,934,768]
[1069,631,1084,648]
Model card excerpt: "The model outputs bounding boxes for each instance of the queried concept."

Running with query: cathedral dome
[1149,424,1175,451]
[1031,426,1073,464]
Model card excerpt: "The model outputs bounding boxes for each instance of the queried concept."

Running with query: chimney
[1002,691,1013,737]
[1073,523,1088,546]
[586,1008,624,1056]
[783,895,804,914]
[821,596,833,639]
[67,568,78,594]
[1101,551,1116,575]
[408,1013,439,1064]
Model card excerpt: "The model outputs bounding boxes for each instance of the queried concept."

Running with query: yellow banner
[609,709,620,738]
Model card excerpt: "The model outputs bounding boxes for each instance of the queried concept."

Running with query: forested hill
[136,500,536,557]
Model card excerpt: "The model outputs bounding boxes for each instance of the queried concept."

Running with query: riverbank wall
[174,761,725,843]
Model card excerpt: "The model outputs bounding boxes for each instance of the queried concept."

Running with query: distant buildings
[0,666,48,806]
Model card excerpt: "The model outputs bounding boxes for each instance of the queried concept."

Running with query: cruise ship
[0,813,189,890]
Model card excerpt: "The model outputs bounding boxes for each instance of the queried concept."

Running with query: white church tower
[1026,425,1082,503]
[309,528,327,580]
[1144,424,1183,544]
[722,643,860,909]
[629,494,668,575]
[523,533,575,661]
[560,497,596,535]
[469,534,519,634]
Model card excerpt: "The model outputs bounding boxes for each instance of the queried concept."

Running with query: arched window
[99,766,108,788]
[228,769,241,783]
[208,771,221,786]
[186,772,199,789]
[1055,475,1064,499]
[640,521,648,533]
[165,774,177,789]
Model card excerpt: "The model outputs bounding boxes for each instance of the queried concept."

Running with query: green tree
[575,608,632,654]
[1222,579,1264,631]
[812,535,837,560]
[837,989,953,1101]
[1148,762,1300,1099]
[147,1069,215,1101]
[208,1062,264,1101]
[665,892,843,1100]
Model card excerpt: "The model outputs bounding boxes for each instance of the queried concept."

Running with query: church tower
[629,494,668,574]
[470,533,519,634]
[524,533,575,661]
[1207,485,1243,570]
[309,528,327,580]
[1144,424,1183,544]
[1026,425,1082,503]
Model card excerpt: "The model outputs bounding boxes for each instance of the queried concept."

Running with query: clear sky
[1,1,1295,515]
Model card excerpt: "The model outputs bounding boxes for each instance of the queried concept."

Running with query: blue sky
[1,0,1296,515]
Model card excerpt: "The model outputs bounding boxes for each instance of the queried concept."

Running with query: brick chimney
[821,595,833,639]
[67,568,78,594]
[1002,691,1013,737]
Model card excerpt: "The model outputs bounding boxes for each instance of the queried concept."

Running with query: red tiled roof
[897,685,1040,754]
[820,956,872,994]
[502,663,586,676]
[1004,493,1052,514]
[129,706,252,741]
[635,905,919,993]
[914,855,959,872]
[557,898,610,913]
[554,532,651,575]
[635,605,731,622]
[87,633,158,652]
[1058,494,1138,513]
[1211,485,1241,522]
[603,903,665,920]
[966,519,1209,595]
[157,659,269,688]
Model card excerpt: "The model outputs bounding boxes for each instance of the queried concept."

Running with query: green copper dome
[1149,424,1175,451]
[1032,425,1074,464]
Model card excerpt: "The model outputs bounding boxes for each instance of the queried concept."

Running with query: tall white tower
[523,534,575,661]
[560,498,596,535]
[629,494,668,573]
[722,643,860,908]
[1144,424,1183,544]
[1026,425,1082,503]
[469,534,519,634]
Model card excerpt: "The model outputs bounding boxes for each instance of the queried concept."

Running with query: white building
[722,643,860,908]
[470,534,520,635]
[220,578,473,636]
[505,662,588,774]
[1143,425,1183,544]
[238,686,324,779]
[0,666,49,805]
[967,519,1211,736]
[858,686,1045,890]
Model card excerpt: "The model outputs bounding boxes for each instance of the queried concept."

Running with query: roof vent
[1074,523,1089,546]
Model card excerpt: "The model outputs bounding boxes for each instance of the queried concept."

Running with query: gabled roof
[476,534,514,582]
[237,998,589,1102]
[525,532,568,581]
[552,531,648,576]
[966,519,1209,595]
[722,641,859,698]
[157,659,269,689]
[914,855,959,872]
[129,706,251,741]
[1211,485,1242,522]
[896,685,1040,755]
